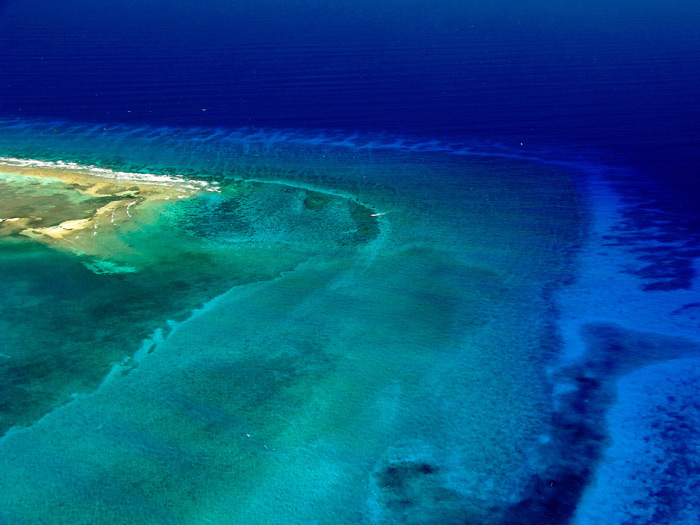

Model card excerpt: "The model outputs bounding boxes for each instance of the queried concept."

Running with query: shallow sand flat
[0,217,34,237]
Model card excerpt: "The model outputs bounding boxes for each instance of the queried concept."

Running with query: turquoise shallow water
[3,120,700,524]
[3,1,700,521]
[0,120,584,523]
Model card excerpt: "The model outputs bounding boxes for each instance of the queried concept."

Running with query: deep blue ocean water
[1,0,699,191]
[1,1,700,524]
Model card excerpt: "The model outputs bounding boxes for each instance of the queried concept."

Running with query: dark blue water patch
[502,323,700,524]
[602,169,700,291]
[502,374,610,524]
[671,303,700,328]
[573,323,700,395]
[371,459,473,524]
[674,302,700,312]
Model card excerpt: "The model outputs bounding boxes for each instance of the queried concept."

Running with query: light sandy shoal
[0,217,35,237]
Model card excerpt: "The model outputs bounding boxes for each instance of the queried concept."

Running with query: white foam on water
[0,155,219,192]
[0,117,599,168]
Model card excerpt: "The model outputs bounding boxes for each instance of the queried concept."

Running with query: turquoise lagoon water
[0,120,585,523]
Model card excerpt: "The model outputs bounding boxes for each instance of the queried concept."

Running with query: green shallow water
[0,133,581,523]
[0,171,377,434]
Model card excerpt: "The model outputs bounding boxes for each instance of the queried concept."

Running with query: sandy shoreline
[0,159,216,254]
